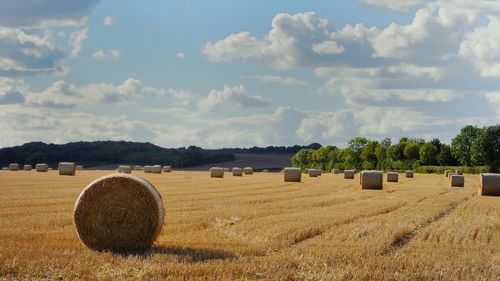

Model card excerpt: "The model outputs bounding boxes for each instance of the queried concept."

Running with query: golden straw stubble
[73,173,164,252]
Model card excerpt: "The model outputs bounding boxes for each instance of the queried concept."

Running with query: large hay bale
[58,162,76,176]
[284,167,301,182]
[478,173,500,196]
[361,170,383,190]
[144,166,152,173]
[387,172,399,182]
[444,170,452,177]
[243,167,253,175]
[232,167,243,176]
[450,174,464,187]
[119,165,132,174]
[344,169,355,179]
[24,165,32,171]
[210,167,224,178]
[151,165,162,174]
[163,166,172,173]
[36,163,48,172]
[405,170,414,178]
[332,169,341,174]
[8,163,19,171]
[309,169,321,177]
[73,173,164,252]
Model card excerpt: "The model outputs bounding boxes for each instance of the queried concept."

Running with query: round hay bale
[151,165,162,174]
[361,170,383,190]
[73,173,164,252]
[405,170,414,178]
[134,165,143,171]
[308,169,321,177]
[210,167,224,178]
[387,172,399,182]
[2,167,8,171]
[344,169,355,179]
[36,163,48,172]
[118,165,132,174]
[232,167,243,176]
[262,169,269,173]
[455,169,463,175]
[284,167,301,182]
[163,166,172,173]
[23,165,32,171]
[450,174,464,187]
[243,167,253,175]
[144,166,152,173]
[444,170,452,177]
[59,162,76,176]
[76,165,83,170]
[8,163,19,171]
[332,169,341,174]
[478,173,500,196]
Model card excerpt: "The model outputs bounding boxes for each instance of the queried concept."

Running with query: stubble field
[0,170,498,280]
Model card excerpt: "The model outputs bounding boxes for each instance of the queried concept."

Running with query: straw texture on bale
[232,167,243,176]
[118,165,132,174]
[36,163,48,172]
[8,163,19,171]
[387,172,399,182]
[210,167,224,178]
[151,165,162,174]
[332,169,341,174]
[308,169,322,177]
[163,166,172,173]
[23,165,32,171]
[344,170,355,179]
[243,167,253,175]
[73,173,164,252]
[284,167,301,182]
[478,173,500,196]
[144,166,152,173]
[450,174,464,187]
[58,162,76,176]
[361,170,383,190]
[405,170,414,178]
[444,170,452,177]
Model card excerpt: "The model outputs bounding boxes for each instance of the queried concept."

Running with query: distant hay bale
[58,162,76,176]
[478,173,500,196]
[210,167,224,178]
[243,167,253,175]
[8,163,19,171]
[144,166,152,173]
[232,167,243,176]
[405,170,414,178]
[223,168,230,172]
[2,167,8,171]
[151,165,162,174]
[361,170,383,190]
[23,165,32,171]
[284,167,301,182]
[455,169,463,175]
[76,165,83,170]
[333,169,341,174]
[387,172,399,182]
[344,169,355,179]
[450,174,464,187]
[308,169,322,177]
[73,173,164,252]
[134,166,143,171]
[163,166,172,173]
[262,169,269,173]
[444,170,452,177]
[36,164,48,172]
[118,165,132,174]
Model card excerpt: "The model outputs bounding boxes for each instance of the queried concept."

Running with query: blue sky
[0,0,499,148]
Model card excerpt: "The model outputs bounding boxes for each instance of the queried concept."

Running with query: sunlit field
[0,170,498,280]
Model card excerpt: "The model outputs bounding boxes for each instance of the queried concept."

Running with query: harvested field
[0,171,498,280]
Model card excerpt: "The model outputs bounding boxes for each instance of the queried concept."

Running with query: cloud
[168,88,192,106]
[312,40,345,54]
[69,28,88,58]
[176,52,186,59]
[26,78,165,108]
[244,75,308,86]
[0,0,99,27]
[198,85,270,112]
[103,16,116,26]
[92,49,121,60]
[359,0,426,12]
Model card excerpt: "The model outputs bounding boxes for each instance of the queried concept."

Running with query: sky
[0,0,499,149]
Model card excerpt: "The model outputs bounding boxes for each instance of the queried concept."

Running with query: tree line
[291,125,499,173]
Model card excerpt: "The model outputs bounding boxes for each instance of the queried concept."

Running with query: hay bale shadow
[150,246,236,262]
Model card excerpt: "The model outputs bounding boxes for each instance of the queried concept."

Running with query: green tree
[291,149,313,169]
[471,125,500,171]
[403,142,420,160]
[419,142,438,165]
[451,125,482,166]
[25,152,48,166]
[436,144,456,166]
[360,140,379,170]
[375,138,391,170]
